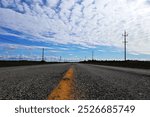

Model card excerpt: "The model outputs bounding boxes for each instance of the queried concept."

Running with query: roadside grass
[0,60,61,67]
[80,60,150,69]
[1,60,150,69]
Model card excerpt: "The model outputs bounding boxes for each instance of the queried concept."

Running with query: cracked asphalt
[0,63,150,100]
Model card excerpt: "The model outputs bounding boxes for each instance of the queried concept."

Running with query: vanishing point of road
[0,63,150,100]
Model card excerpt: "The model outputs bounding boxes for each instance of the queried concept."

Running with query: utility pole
[122,30,128,61]
[59,56,61,62]
[42,48,44,62]
[92,50,94,61]
[85,56,86,61]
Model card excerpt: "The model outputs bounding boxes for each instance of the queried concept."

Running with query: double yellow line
[48,67,74,100]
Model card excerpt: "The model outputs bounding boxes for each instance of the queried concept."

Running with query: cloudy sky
[0,0,150,61]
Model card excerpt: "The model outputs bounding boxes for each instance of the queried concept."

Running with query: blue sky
[0,0,150,61]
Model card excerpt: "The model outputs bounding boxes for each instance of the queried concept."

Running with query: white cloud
[0,0,150,55]
[69,53,73,56]
[0,43,53,50]
[98,50,105,52]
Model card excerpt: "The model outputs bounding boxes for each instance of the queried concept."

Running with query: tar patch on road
[48,67,75,100]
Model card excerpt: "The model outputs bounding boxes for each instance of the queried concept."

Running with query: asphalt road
[0,63,150,100]
[0,64,70,99]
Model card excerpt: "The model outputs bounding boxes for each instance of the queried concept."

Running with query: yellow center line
[48,67,74,100]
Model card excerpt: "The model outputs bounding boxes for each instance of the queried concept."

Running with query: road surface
[0,63,150,100]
